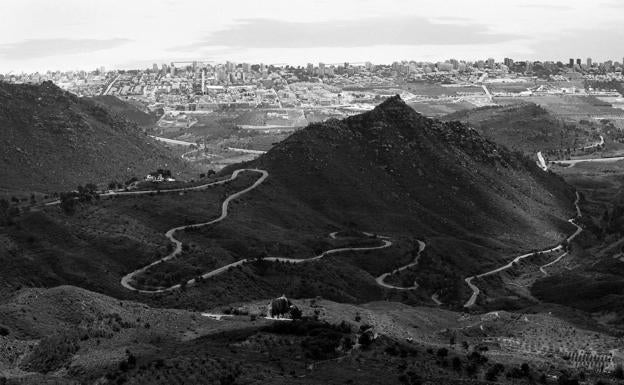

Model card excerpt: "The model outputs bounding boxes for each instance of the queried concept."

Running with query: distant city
[2,57,624,115]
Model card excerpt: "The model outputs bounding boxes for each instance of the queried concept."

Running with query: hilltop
[441,103,599,154]
[0,81,187,195]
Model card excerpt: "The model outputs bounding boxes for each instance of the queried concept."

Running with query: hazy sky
[0,0,622,72]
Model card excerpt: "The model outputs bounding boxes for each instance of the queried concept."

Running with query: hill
[0,81,188,195]
[188,96,578,305]
[247,96,575,250]
[441,103,599,154]
[0,96,580,309]
[0,286,614,384]
[90,95,159,129]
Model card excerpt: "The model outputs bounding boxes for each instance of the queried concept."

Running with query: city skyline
[0,0,623,73]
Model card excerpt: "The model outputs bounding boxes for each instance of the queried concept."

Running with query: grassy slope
[442,103,597,154]
[89,95,159,128]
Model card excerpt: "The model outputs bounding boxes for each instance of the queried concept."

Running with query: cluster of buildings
[1,57,623,112]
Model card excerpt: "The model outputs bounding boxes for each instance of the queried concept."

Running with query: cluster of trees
[19,333,80,373]
[199,170,216,179]
[149,169,172,178]
[59,184,100,214]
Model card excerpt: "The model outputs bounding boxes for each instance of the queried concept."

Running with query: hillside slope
[214,97,580,299]
[441,103,598,154]
[0,81,187,194]
[90,95,159,129]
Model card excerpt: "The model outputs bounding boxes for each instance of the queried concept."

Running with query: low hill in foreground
[441,103,599,154]
[0,285,613,385]
[0,81,188,195]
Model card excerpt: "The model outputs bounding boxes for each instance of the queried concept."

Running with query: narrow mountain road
[120,169,268,293]
[375,240,426,290]
[537,135,605,171]
[463,192,582,307]
[539,252,569,276]
[118,169,425,294]
[551,155,624,167]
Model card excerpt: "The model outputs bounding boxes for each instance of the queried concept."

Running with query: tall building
[152,63,159,72]
[201,69,205,94]
[586,58,592,67]
[318,62,325,76]
[569,58,575,68]
[487,58,495,68]
[576,58,582,66]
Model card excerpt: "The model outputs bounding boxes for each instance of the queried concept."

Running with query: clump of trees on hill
[59,183,100,215]
[19,333,80,373]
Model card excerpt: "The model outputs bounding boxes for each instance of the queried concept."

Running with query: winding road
[538,135,610,170]
[375,240,426,290]
[463,192,583,307]
[120,169,268,293]
[539,252,569,277]
[117,168,427,294]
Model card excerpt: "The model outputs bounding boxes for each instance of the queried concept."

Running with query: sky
[0,0,622,73]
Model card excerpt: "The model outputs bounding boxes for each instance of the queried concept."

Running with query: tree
[486,363,505,381]
[289,306,302,320]
[452,357,462,371]
[59,193,76,215]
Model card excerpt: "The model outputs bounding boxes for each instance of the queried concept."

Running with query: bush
[302,329,343,360]
[486,363,505,381]
[19,333,80,373]
[452,357,462,371]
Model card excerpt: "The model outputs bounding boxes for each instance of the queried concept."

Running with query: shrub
[19,333,80,373]
[486,363,505,381]
[452,357,462,371]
